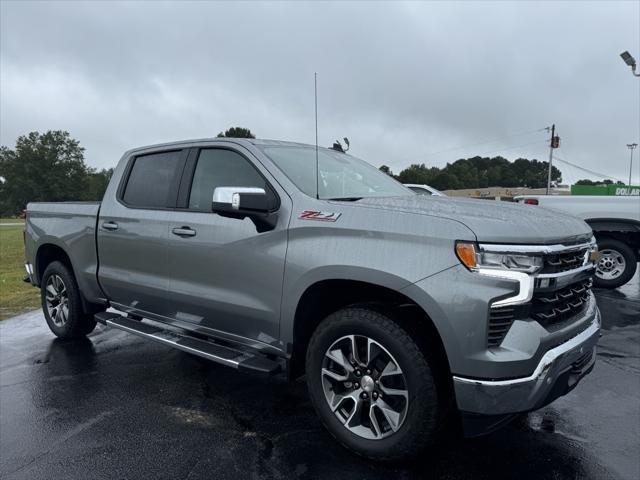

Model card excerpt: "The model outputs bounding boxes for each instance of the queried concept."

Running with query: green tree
[431,172,460,190]
[395,155,561,190]
[0,131,91,215]
[85,168,114,201]
[379,165,395,177]
[216,127,256,138]
[448,159,478,188]
[397,163,438,184]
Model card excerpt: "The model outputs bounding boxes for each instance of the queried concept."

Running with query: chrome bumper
[453,308,601,415]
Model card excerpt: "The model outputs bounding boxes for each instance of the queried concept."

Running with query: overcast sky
[2,1,639,184]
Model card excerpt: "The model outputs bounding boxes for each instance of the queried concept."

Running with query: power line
[396,127,549,164]
[552,155,624,183]
[423,127,548,157]
[474,139,547,158]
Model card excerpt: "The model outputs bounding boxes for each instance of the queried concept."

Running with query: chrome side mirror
[212,187,267,212]
[211,186,278,232]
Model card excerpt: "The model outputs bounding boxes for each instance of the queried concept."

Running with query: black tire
[40,261,97,338]
[594,238,637,289]
[306,307,444,461]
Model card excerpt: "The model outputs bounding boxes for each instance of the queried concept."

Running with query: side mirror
[211,186,278,232]
[212,187,271,213]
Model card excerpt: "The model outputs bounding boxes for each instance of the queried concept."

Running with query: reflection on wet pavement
[1,273,638,479]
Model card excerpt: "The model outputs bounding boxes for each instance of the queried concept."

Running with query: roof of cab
[124,137,317,156]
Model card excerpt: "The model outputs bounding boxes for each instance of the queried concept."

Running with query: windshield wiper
[326,197,363,202]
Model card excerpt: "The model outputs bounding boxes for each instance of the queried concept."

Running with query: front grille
[487,278,593,347]
[531,278,592,329]
[484,240,595,348]
[541,248,589,273]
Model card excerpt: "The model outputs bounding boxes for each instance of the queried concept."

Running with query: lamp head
[620,51,636,67]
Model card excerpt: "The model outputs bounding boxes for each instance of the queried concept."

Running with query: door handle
[102,221,119,231]
[172,227,196,237]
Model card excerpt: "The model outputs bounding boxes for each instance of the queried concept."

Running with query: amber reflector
[456,243,477,269]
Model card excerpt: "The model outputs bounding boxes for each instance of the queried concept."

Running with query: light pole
[627,143,638,186]
[620,51,640,77]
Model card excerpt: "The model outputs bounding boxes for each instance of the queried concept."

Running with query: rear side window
[122,151,183,208]
[188,149,267,210]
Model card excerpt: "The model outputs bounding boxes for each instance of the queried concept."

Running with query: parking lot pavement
[1,275,638,480]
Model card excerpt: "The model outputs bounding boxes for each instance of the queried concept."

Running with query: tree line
[380,156,562,191]
[574,178,624,186]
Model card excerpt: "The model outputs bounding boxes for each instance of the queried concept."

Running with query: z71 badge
[299,210,342,222]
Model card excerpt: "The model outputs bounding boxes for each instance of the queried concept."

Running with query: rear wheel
[41,261,97,338]
[594,238,637,289]
[306,307,444,461]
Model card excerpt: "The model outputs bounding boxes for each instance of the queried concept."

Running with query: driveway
[1,275,639,479]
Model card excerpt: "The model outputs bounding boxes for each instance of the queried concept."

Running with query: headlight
[477,251,543,273]
[456,241,536,307]
[455,242,543,273]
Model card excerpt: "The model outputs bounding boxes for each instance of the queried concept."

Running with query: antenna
[315,72,319,199]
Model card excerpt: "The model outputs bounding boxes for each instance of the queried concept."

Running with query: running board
[95,312,281,376]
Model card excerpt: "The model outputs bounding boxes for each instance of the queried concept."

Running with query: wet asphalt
[1,275,639,480]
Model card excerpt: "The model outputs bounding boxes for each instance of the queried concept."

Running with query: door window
[122,151,183,208]
[188,149,267,210]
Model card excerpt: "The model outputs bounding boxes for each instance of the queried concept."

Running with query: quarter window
[188,149,267,210]
[122,151,183,208]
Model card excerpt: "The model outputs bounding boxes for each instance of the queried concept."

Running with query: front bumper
[453,307,600,416]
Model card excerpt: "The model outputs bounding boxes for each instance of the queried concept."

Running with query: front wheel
[306,307,444,461]
[594,238,637,289]
[41,261,97,338]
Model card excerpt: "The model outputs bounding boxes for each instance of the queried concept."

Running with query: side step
[95,312,281,376]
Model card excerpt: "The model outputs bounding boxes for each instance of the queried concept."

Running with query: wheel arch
[587,218,640,235]
[588,218,640,260]
[289,278,452,389]
[35,242,74,285]
[35,242,102,314]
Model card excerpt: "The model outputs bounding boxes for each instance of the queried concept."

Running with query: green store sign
[571,184,640,196]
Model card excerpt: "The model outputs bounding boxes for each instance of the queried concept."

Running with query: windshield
[260,146,412,200]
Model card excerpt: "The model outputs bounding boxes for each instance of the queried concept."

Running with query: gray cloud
[1,0,639,184]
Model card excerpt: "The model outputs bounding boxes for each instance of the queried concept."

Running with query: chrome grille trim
[479,238,596,255]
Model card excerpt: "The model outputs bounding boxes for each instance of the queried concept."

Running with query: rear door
[97,149,187,317]
[165,145,290,348]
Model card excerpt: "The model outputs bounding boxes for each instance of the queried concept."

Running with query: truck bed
[514,195,640,223]
[25,201,105,305]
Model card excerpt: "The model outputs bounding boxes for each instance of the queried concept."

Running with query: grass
[0,218,24,224]
[0,224,39,320]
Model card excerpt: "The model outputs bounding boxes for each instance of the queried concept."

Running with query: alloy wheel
[45,274,69,327]
[321,334,409,440]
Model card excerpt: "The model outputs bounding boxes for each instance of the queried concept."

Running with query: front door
[166,146,289,349]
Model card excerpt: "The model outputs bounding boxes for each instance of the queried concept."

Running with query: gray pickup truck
[24,138,601,460]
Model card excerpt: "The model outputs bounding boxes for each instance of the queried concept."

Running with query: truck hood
[352,196,592,244]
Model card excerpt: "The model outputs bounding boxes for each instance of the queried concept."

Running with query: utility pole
[546,124,559,194]
[627,143,638,186]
